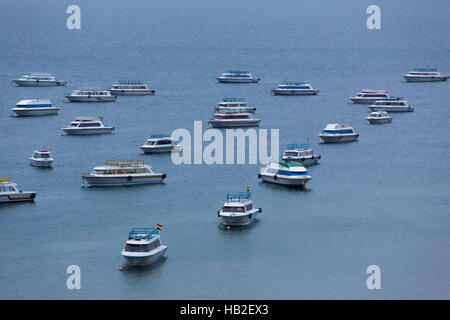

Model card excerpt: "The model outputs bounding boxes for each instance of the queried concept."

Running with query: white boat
[258,162,312,187]
[282,144,321,166]
[215,98,256,113]
[65,89,117,102]
[218,191,262,227]
[81,159,166,187]
[319,124,359,143]
[0,177,36,203]
[121,227,167,266]
[12,73,66,87]
[216,70,260,83]
[271,81,319,95]
[107,80,155,95]
[29,149,53,167]
[368,98,414,112]
[141,135,180,154]
[403,68,448,82]
[349,89,391,104]
[208,112,261,128]
[366,111,392,124]
[11,99,60,116]
[62,117,115,135]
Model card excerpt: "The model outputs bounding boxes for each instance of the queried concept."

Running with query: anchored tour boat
[282,144,321,166]
[141,135,180,154]
[349,89,391,104]
[403,68,448,82]
[29,149,53,167]
[215,98,256,113]
[258,162,312,187]
[366,111,392,124]
[216,70,260,83]
[107,80,155,95]
[271,81,319,95]
[65,89,117,102]
[121,227,167,266]
[218,190,261,227]
[368,98,414,112]
[81,159,166,187]
[0,178,36,203]
[319,124,359,143]
[62,117,115,135]
[208,112,261,128]
[12,99,60,116]
[12,73,66,87]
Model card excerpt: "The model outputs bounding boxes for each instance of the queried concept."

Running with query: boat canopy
[104,159,145,167]
[222,98,246,102]
[412,68,436,72]
[128,228,158,240]
[117,80,144,85]
[286,143,311,150]
[226,70,249,74]
[149,134,171,139]
[283,81,306,85]
[226,192,251,202]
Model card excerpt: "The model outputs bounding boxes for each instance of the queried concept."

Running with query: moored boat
[0,178,36,203]
[349,89,391,104]
[216,70,260,83]
[271,81,319,95]
[258,162,312,187]
[403,68,448,82]
[218,190,261,227]
[62,117,115,135]
[12,73,66,87]
[29,149,53,167]
[319,124,359,143]
[65,89,117,102]
[282,144,321,166]
[208,112,261,128]
[12,99,60,116]
[140,135,180,154]
[81,159,166,187]
[121,227,167,266]
[368,98,414,112]
[107,80,155,95]
[366,111,392,124]
[215,98,256,113]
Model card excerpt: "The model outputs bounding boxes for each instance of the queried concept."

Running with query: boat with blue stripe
[12,99,60,116]
[319,124,359,143]
[258,162,312,187]
[271,81,319,95]
[282,143,321,166]
[216,70,260,83]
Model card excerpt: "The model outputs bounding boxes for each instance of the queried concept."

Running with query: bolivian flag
[157,224,163,230]
[246,186,250,192]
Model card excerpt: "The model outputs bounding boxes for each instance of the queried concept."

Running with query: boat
[368,98,414,112]
[141,135,180,154]
[12,73,66,87]
[366,111,392,124]
[107,80,155,95]
[62,117,115,135]
[217,191,262,227]
[403,68,448,82]
[29,149,53,167]
[271,81,319,95]
[258,162,312,187]
[65,89,117,102]
[282,143,321,166]
[0,178,36,203]
[319,124,359,143]
[349,89,391,104]
[81,159,166,187]
[215,98,256,113]
[208,112,261,128]
[216,70,260,83]
[121,227,168,266]
[11,99,60,116]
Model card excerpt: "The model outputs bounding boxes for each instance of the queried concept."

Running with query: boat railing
[0,177,10,183]
[104,159,145,167]
[226,192,251,202]
[222,98,246,102]
[283,81,306,85]
[128,228,158,239]
[227,70,249,74]
[150,134,170,139]
[286,143,311,150]
[412,68,436,72]
[117,80,144,85]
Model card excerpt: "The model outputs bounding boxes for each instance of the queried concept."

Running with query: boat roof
[226,192,251,202]
[28,72,53,76]
[282,81,306,85]
[324,124,352,130]
[226,70,249,73]
[361,89,389,93]
[127,228,158,240]
[148,134,172,139]
[35,149,50,153]
[73,116,104,122]
[370,111,388,115]
[74,88,108,91]
[0,177,12,184]
[285,143,311,150]
[100,159,147,168]
[17,99,51,105]
[412,68,437,72]
[116,80,144,85]
[268,161,307,172]
[222,98,246,102]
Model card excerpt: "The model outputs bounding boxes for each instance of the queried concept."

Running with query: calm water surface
[0,0,449,299]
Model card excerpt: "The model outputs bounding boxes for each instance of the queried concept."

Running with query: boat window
[284,152,299,157]
[33,153,39,158]
[245,204,253,211]
[40,154,50,159]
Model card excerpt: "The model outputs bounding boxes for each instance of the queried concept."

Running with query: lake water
[0,0,449,299]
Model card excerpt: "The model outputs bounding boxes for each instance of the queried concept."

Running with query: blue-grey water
[0,0,449,299]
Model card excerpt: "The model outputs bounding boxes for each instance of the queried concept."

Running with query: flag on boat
[156,224,163,230]
[246,186,250,192]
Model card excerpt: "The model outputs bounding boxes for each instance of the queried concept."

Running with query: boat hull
[65,95,116,102]
[259,174,311,186]
[82,174,165,186]
[349,97,389,104]
[141,146,174,153]
[208,120,261,128]
[367,118,392,124]
[62,127,115,135]
[219,209,261,226]
[216,77,260,83]
[13,80,66,87]
[108,89,155,95]
[282,156,320,166]
[271,89,319,95]
[12,107,60,116]
[122,246,167,266]
[319,134,359,143]
[0,192,36,203]
[403,75,449,82]
[29,158,53,167]
[215,107,256,113]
